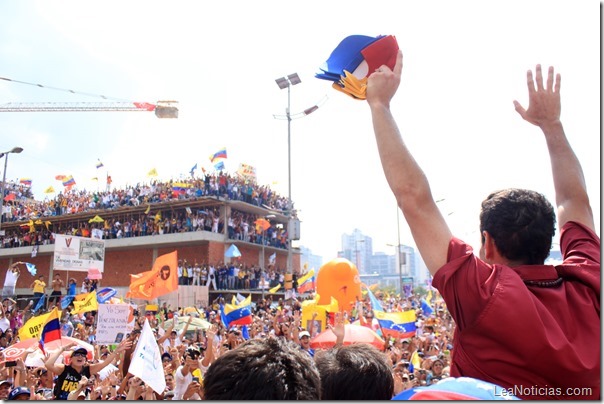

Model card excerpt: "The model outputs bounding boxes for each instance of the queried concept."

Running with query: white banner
[128,319,166,395]
[95,304,135,344]
[53,234,105,272]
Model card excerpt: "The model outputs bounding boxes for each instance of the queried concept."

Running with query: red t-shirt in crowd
[433,221,600,400]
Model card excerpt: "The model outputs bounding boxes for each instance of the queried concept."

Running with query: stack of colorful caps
[316,34,399,99]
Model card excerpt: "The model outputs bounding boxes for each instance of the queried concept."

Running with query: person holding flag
[2,262,22,298]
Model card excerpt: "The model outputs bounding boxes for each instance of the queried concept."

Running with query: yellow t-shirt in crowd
[33,280,46,293]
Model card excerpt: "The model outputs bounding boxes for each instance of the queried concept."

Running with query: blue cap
[8,386,30,400]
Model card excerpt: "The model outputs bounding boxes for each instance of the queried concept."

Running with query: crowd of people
[0,171,293,251]
[0,275,456,400]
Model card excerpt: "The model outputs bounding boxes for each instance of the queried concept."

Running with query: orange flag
[126,251,178,300]
[255,218,271,233]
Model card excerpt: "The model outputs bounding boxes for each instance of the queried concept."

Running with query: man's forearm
[542,121,593,229]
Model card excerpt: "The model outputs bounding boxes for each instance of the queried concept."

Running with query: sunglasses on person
[72,353,86,358]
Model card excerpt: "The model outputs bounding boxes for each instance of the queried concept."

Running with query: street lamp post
[0,147,24,236]
[275,73,301,288]
[274,75,326,300]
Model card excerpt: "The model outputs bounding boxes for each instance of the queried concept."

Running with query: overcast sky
[0,0,600,262]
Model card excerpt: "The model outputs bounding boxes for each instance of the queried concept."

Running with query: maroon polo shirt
[433,222,600,400]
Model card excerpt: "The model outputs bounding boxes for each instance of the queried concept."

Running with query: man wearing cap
[293,329,315,357]
[0,379,12,400]
[7,386,30,401]
[34,368,54,400]
[44,339,132,400]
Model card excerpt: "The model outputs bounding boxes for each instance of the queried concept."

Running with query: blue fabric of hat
[316,35,382,81]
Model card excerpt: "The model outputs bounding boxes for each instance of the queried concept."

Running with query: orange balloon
[316,258,362,312]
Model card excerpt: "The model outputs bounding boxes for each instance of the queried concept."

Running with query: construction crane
[0,76,178,118]
[0,100,179,118]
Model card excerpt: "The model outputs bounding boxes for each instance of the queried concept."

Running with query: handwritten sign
[96,304,135,344]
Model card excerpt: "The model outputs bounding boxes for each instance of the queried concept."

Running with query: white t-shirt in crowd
[0,317,10,332]
[4,269,18,288]
[174,365,201,400]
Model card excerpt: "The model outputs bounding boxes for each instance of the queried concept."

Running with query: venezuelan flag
[298,276,315,294]
[39,308,61,354]
[210,147,227,163]
[62,175,76,187]
[19,178,32,186]
[221,295,252,328]
[374,309,416,339]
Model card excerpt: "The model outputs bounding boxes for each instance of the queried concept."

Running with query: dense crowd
[0,274,453,400]
[0,170,293,251]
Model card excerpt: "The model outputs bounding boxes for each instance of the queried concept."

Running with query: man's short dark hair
[203,337,321,400]
[315,343,394,400]
[480,188,556,264]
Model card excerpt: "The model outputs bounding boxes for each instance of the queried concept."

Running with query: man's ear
[483,231,502,263]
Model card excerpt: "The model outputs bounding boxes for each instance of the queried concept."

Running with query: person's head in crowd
[7,386,29,401]
[299,330,311,349]
[184,347,201,368]
[70,347,88,369]
[164,374,175,391]
[429,358,446,382]
[227,327,240,341]
[315,343,394,400]
[203,337,321,400]
[36,368,53,388]
[0,380,12,400]
[162,352,172,365]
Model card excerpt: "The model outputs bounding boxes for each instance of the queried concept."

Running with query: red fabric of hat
[361,35,399,76]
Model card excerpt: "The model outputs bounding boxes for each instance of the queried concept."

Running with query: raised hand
[513,65,561,128]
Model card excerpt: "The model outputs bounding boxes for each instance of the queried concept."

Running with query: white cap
[299,331,311,338]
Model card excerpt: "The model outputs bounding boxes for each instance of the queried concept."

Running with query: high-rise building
[299,245,323,273]
[340,229,372,274]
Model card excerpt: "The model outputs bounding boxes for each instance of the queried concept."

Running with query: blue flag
[365,286,384,312]
[33,293,45,312]
[61,282,78,309]
[189,163,197,177]
[25,263,37,276]
[241,325,250,340]
[421,299,434,316]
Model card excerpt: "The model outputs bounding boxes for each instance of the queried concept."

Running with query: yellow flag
[144,204,151,214]
[269,284,281,294]
[44,186,55,194]
[18,311,54,341]
[72,291,98,314]
[410,350,421,369]
[297,269,315,286]
[147,168,158,177]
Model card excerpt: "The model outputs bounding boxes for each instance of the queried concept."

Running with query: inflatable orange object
[316,258,362,312]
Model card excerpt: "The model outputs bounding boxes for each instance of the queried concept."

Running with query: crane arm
[0,101,178,118]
